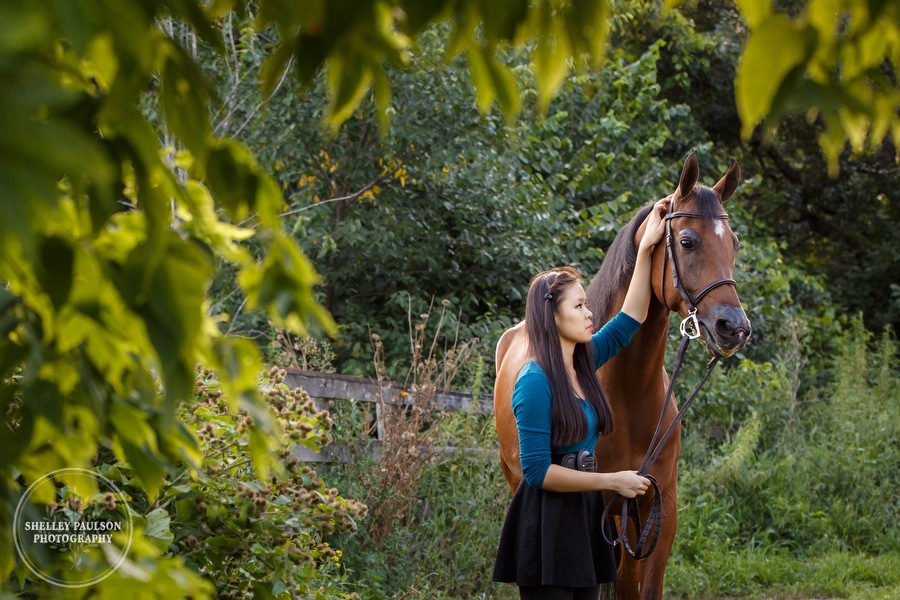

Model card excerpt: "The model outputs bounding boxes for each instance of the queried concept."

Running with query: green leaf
[121,439,167,502]
[212,337,262,409]
[480,0,529,42]
[144,507,174,551]
[735,15,812,139]
[569,0,610,67]
[110,400,158,451]
[204,138,280,226]
[58,468,99,501]
[117,232,213,427]
[22,379,63,430]
[485,54,520,117]
[326,52,373,133]
[237,234,336,337]
[160,47,211,159]
[533,17,572,114]
[466,44,495,113]
[403,0,450,33]
[36,235,74,310]
[735,0,773,29]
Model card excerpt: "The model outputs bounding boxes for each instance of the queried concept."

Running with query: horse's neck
[600,295,669,402]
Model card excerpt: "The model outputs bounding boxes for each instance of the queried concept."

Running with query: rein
[601,206,735,559]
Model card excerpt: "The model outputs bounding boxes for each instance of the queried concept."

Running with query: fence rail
[281,368,494,462]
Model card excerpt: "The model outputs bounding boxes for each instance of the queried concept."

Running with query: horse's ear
[713,159,741,203]
[677,151,700,200]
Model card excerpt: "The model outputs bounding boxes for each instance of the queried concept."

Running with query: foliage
[317,310,899,600]
[0,0,337,592]
[176,368,365,599]
[734,0,900,175]
[320,301,503,599]
[618,0,900,336]
[661,0,900,174]
[324,406,510,600]
[671,314,899,596]
[251,0,614,132]
[364,299,479,543]
[115,367,364,599]
[214,23,707,377]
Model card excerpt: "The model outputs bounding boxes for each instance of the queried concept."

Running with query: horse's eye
[680,237,696,250]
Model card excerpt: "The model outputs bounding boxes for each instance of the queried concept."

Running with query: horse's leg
[615,520,642,600]
[615,486,678,600]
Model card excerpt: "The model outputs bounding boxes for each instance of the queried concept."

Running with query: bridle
[601,199,738,559]
[661,205,737,339]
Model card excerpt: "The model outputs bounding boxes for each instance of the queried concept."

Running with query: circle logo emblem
[13,468,134,588]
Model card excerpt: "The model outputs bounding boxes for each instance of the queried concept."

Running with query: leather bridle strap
[600,333,719,559]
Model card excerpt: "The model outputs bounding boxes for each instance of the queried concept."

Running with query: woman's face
[554,281,594,346]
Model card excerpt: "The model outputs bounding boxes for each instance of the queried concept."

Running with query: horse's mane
[586,205,653,326]
[586,185,723,325]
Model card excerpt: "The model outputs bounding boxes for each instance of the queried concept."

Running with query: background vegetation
[1,0,897,598]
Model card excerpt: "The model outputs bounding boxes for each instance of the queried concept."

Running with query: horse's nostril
[716,319,736,337]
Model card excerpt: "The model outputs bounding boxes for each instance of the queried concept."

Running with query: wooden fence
[282,368,494,462]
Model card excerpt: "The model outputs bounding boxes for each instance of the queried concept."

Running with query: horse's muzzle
[702,304,751,357]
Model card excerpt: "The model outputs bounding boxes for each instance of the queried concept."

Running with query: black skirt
[493,479,619,590]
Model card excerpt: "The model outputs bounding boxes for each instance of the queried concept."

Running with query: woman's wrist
[636,241,656,256]
[595,472,616,493]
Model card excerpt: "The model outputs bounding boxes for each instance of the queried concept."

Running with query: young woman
[493,198,670,600]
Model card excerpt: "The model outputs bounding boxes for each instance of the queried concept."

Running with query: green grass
[665,549,900,599]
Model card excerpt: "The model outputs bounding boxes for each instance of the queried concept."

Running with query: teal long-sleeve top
[513,311,641,489]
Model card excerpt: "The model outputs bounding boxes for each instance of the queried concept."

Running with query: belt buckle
[577,449,596,472]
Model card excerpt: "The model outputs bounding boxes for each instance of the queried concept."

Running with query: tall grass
[669,315,899,597]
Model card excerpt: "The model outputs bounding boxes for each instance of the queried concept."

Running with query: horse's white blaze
[714,219,726,238]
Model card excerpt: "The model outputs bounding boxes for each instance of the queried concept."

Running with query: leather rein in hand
[601,205,737,560]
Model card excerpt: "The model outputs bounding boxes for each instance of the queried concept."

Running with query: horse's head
[646,152,751,357]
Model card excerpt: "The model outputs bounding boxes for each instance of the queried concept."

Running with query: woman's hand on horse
[612,470,651,498]
[639,196,671,251]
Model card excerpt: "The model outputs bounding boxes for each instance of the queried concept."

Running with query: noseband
[601,202,738,559]
[661,208,737,338]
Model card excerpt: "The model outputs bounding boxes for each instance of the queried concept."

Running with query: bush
[106,367,366,599]
[670,314,899,596]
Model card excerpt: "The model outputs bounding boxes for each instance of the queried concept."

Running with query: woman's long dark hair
[525,267,613,447]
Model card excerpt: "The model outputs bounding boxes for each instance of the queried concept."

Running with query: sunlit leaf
[735,0,773,29]
[121,439,168,502]
[569,0,610,67]
[326,52,374,133]
[533,17,572,113]
[467,45,495,113]
[160,47,211,159]
[237,234,336,337]
[736,15,812,140]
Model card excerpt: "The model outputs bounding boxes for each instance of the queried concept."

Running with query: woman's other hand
[611,470,651,498]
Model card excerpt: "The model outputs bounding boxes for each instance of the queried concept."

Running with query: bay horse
[493,152,751,599]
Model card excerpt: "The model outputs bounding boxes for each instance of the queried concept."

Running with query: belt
[552,449,597,472]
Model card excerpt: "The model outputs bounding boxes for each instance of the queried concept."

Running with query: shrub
[105,367,366,599]
[671,315,899,596]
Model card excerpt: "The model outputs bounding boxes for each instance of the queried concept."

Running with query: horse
[493,152,751,600]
